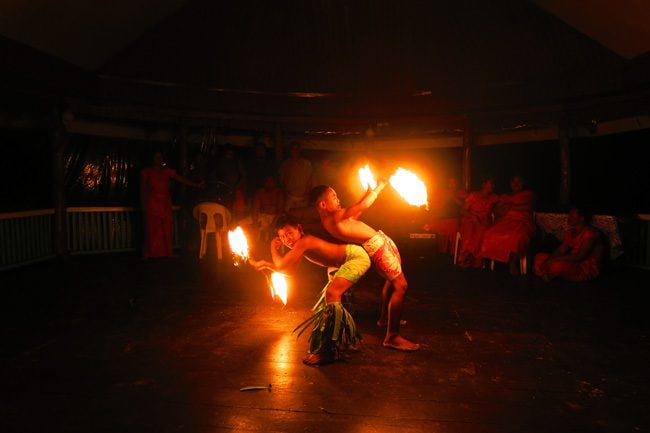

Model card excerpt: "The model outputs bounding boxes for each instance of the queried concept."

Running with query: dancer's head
[274,214,304,248]
[309,185,340,212]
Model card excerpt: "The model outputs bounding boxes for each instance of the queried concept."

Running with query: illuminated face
[277,224,303,248]
[320,187,341,211]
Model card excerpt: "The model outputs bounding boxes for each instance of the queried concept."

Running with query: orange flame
[389,167,429,209]
[228,226,249,264]
[358,164,377,191]
[270,272,288,305]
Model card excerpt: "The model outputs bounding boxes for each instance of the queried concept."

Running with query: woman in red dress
[457,177,498,268]
[534,206,604,282]
[140,150,204,258]
[479,175,536,274]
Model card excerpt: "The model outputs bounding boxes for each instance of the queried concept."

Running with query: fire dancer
[309,181,420,352]
[248,214,371,366]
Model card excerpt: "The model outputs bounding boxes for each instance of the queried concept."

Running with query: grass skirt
[293,300,361,356]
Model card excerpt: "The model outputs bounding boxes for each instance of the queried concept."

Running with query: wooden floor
[1,248,649,433]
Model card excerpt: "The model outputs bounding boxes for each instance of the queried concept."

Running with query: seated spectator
[457,176,498,268]
[479,175,536,275]
[279,141,315,211]
[423,176,467,255]
[215,144,246,196]
[533,205,605,282]
[237,174,285,244]
[244,141,278,198]
[231,186,249,223]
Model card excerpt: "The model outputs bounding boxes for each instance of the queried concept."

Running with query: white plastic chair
[193,202,231,260]
[490,255,527,274]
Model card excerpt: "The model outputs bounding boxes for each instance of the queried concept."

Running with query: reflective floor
[1,248,648,433]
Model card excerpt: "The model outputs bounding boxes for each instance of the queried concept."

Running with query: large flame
[228,226,249,264]
[358,164,377,191]
[389,167,429,209]
[270,272,288,305]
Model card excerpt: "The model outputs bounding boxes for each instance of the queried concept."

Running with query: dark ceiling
[0,0,648,136]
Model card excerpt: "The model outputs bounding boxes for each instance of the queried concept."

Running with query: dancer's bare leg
[382,273,420,351]
[325,277,353,303]
[376,280,391,326]
[376,280,406,327]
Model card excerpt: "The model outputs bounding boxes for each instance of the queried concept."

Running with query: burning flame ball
[270,272,288,305]
[228,226,249,265]
[358,164,377,191]
[389,167,428,209]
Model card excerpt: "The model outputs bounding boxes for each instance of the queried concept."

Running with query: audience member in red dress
[457,176,498,268]
[479,175,536,274]
[140,150,204,258]
[423,177,467,254]
[533,205,605,282]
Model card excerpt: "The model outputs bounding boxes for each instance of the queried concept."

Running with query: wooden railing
[1,207,180,271]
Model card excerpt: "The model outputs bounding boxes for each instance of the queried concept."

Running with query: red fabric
[141,167,176,258]
[533,226,604,281]
[479,190,535,263]
[457,192,497,267]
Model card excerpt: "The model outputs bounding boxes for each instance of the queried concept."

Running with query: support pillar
[51,112,68,259]
[462,116,473,191]
[177,122,189,252]
[559,120,571,206]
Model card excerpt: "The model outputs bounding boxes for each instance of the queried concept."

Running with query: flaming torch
[269,272,288,305]
[228,226,249,266]
[358,164,377,191]
[389,167,429,210]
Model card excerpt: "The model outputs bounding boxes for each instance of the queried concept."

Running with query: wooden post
[178,122,188,176]
[559,120,571,206]
[177,122,189,252]
[462,116,473,191]
[51,111,68,259]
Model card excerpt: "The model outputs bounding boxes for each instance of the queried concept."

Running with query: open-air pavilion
[1,1,649,432]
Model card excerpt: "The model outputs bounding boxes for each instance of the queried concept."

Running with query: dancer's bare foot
[383,335,420,352]
[376,319,407,327]
[302,351,337,366]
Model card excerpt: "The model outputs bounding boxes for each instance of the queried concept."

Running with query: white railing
[0,209,55,270]
[67,206,137,255]
[1,207,181,271]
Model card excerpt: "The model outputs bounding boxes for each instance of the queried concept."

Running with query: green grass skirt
[293,299,362,356]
